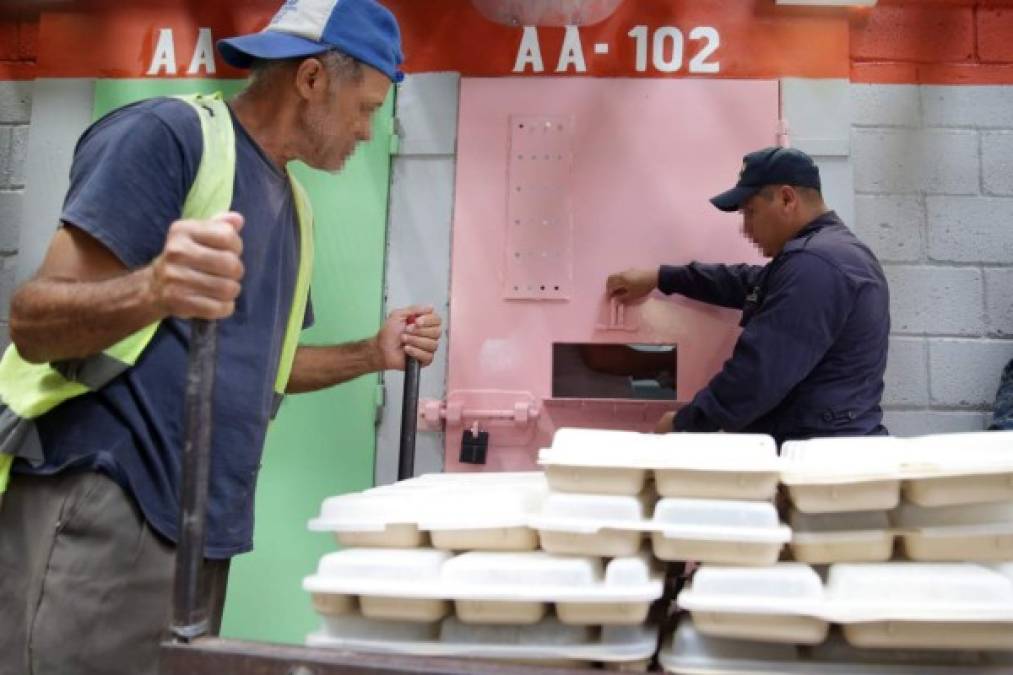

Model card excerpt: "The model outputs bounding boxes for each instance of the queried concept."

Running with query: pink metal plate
[445,77,778,471]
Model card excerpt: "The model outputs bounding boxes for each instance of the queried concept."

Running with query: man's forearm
[287,341,385,393]
[10,268,163,364]
[658,263,764,309]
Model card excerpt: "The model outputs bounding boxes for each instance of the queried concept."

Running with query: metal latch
[420,390,540,430]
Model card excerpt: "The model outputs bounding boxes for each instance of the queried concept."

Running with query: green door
[93,79,393,644]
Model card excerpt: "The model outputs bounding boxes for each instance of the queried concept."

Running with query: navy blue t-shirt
[16,97,311,558]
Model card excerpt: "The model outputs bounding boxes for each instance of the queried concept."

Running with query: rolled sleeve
[60,101,200,269]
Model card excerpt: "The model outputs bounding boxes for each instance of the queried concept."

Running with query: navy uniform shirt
[659,211,890,445]
[16,98,311,558]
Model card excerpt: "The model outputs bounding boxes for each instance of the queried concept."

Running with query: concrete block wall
[852,84,1013,436]
[0,80,32,350]
[0,10,37,350]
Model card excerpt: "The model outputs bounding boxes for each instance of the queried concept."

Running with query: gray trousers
[0,472,229,675]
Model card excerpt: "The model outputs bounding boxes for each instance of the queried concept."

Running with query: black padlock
[459,429,489,465]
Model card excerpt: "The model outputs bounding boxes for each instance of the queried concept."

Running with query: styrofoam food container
[829,563,1013,649]
[901,432,1013,507]
[532,492,650,557]
[306,548,451,622]
[650,499,790,566]
[311,593,357,616]
[678,562,1013,648]
[843,620,1013,651]
[539,428,780,499]
[784,479,902,514]
[677,564,830,644]
[445,551,662,626]
[789,510,894,564]
[782,432,1013,512]
[304,548,664,626]
[892,500,1013,561]
[429,526,539,552]
[660,619,798,675]
[334,523,428,549]
[309,474,547,551]
[307,615,659,664]
[455,599,546,625]
[780,437,904,513]
[532,494,790,564]
[659,618,1013,674]
[310,492,430,547]
[359,596,450,623]
[904,474,1013,508]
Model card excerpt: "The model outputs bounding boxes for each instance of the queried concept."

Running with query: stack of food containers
[666,430,1013,673]
[302,470,662,669]
[533,429,789,567]
[305,428,1013,670]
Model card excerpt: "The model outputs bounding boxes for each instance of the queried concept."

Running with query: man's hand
[149,212,245,320]
[654,411,676,434]
[287,306,443,393]
[374,305,443,370]
[606,268,658,304]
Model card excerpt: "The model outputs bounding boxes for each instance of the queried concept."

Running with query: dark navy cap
[218,0,404,83]
[710,147,822,213]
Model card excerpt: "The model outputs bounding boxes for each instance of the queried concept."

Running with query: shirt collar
[790,210,842,242]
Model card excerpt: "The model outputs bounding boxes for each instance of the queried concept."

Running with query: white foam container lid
[780,436,906,484]
[531,493,790,544]
[827,562,1013,622]
[679,562,1013,623]
[304,548,663,603]
[659,618,1013,674]
[904,432,1013,475]
[782,431,1013,484]
[306,615,658,662]
[678,563,827,618]
[308,472,548,532]
[539,428,780,472]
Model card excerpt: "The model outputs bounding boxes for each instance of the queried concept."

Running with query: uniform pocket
[791,406,857,436]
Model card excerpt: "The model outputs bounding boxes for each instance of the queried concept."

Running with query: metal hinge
[389,116,401,156]
[374,381,386,425]
[777,119,791,148]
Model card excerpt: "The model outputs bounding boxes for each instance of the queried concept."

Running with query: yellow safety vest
[0,93,314,497]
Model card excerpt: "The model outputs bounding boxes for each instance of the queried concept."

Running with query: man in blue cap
[0,2,439,674]
[607,147,890,444]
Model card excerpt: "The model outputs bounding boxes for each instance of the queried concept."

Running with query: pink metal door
[432,77,778,471]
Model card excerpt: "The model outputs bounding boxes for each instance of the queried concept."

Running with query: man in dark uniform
[991,359,1013,430]
[607,147,890,445]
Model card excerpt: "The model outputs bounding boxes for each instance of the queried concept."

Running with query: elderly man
[0,2,439,673]
[607,147,890,444]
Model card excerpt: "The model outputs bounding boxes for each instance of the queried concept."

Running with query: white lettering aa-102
[514,25,720,75]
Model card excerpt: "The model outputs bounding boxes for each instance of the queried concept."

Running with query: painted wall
[0,80,29,352]
[846,0,1013,433]
[852,83,1013,435]
[1,3,1013,452]
[0,7,40,345]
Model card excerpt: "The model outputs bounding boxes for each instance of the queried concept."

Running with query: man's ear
[780,185,798,210]
[294,57,326,101]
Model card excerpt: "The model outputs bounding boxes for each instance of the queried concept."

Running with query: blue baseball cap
[218,0,404,83]
[710,147,822,212]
